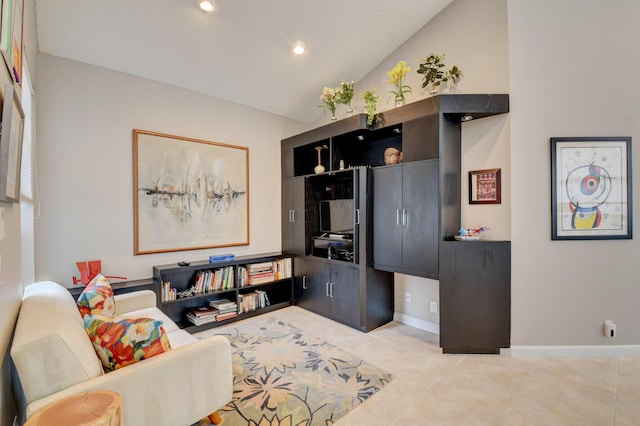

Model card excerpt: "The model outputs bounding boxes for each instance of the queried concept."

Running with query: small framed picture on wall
[469,168,501,204]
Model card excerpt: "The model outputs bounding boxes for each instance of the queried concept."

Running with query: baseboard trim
[393,312,439,335]
[508,345,640,358]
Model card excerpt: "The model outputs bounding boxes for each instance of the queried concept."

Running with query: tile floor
[195,306,640,426]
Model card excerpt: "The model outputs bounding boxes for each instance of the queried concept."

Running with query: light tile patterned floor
[195,306,640,426]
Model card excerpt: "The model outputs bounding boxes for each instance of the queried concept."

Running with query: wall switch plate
[405,292,411,302]
[430,300,438,314]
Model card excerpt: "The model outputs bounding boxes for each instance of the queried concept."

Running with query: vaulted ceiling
[35,0,454,123]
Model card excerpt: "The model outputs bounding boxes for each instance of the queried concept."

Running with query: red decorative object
[72,260,127,286]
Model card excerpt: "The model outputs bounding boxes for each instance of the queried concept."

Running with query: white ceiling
[35,0,454,123]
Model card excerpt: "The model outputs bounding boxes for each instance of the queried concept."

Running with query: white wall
[35,54,307,285]
[508,0,640,348]
[0,0,38,423]
[350,0,511,327]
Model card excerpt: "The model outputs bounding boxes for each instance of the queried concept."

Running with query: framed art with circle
[550,136,632,240]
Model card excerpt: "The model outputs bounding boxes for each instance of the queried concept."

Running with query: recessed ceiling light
[292,41,305,55]
[198,0,215,12]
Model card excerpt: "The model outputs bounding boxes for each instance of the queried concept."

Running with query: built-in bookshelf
[153,253,293,332]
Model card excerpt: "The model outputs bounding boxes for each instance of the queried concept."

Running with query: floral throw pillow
[84,314,172,371]
[77,274,116,318]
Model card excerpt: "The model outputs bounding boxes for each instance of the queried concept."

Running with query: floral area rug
[207,317,393,426]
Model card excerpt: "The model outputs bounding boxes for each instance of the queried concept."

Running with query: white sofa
[11,281,233,425]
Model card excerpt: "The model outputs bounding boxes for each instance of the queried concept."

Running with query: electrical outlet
[604,320,616,338]
[405,292,411,302]
[430,300,438,314]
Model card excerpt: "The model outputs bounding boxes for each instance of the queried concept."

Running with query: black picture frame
[550,136,632,240]
[0,83,24,203]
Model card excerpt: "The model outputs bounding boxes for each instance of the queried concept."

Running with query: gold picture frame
[133,129,249,254]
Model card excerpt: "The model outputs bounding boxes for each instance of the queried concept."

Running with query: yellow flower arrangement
[387,60,412,105]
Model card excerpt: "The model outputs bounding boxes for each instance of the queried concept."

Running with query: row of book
[194,266,234,293]
[237,258,292,287]
[161,281,177,302]
[165,258,292,305]
[238,290,270,314]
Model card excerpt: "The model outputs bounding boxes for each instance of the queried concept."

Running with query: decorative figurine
[383,147,402,165]
[455,226,489,241]
[314,146,325,174]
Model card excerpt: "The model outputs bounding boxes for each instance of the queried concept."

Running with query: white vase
[314,146,325,174]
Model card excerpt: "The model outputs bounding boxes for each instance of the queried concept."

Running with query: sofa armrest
[25,335,233,426]
[114,290,157,314]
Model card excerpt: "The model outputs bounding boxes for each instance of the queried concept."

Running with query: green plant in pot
[336,80,355,114]
[416,54,462,95]
[360,89,379,126]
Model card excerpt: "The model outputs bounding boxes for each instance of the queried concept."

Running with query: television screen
[319,199,354,234]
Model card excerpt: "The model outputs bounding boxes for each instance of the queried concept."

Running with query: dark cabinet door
[294,258,360,329]
[372,166,403,269]
[401,161,439,277]
[282,177,306,255]
[293,257,310,307]
[372,160,439,278]
[329,263,360,329]
[302,259,331,318]
[439,241,511,354]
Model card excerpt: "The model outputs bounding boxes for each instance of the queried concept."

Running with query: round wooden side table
[25,391,122,426]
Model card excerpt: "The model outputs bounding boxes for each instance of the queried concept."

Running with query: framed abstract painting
[133,129,249,254]
[550,136,632,240]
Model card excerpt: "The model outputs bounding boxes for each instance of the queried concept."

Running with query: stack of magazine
[185,305,219,326]
[209,299,238,321]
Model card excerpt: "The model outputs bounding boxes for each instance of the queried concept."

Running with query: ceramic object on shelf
[314,146,325,174]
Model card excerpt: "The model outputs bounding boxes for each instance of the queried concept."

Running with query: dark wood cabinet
[372,160,439,278]
[439,241,511,354]
[295,257,373,330]
[290,167,394,332]
[282,94,511,344]
[328,262,360,329]
[294,256,329,317]
[282,177,306,256]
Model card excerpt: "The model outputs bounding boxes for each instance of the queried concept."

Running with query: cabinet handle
[291,210,295,223]
[355,208,360,225]
[302,275,307,290]
[326,282,331,297]
[402,209,408,226]
[396,209,401,226]
[330,282,334,298]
